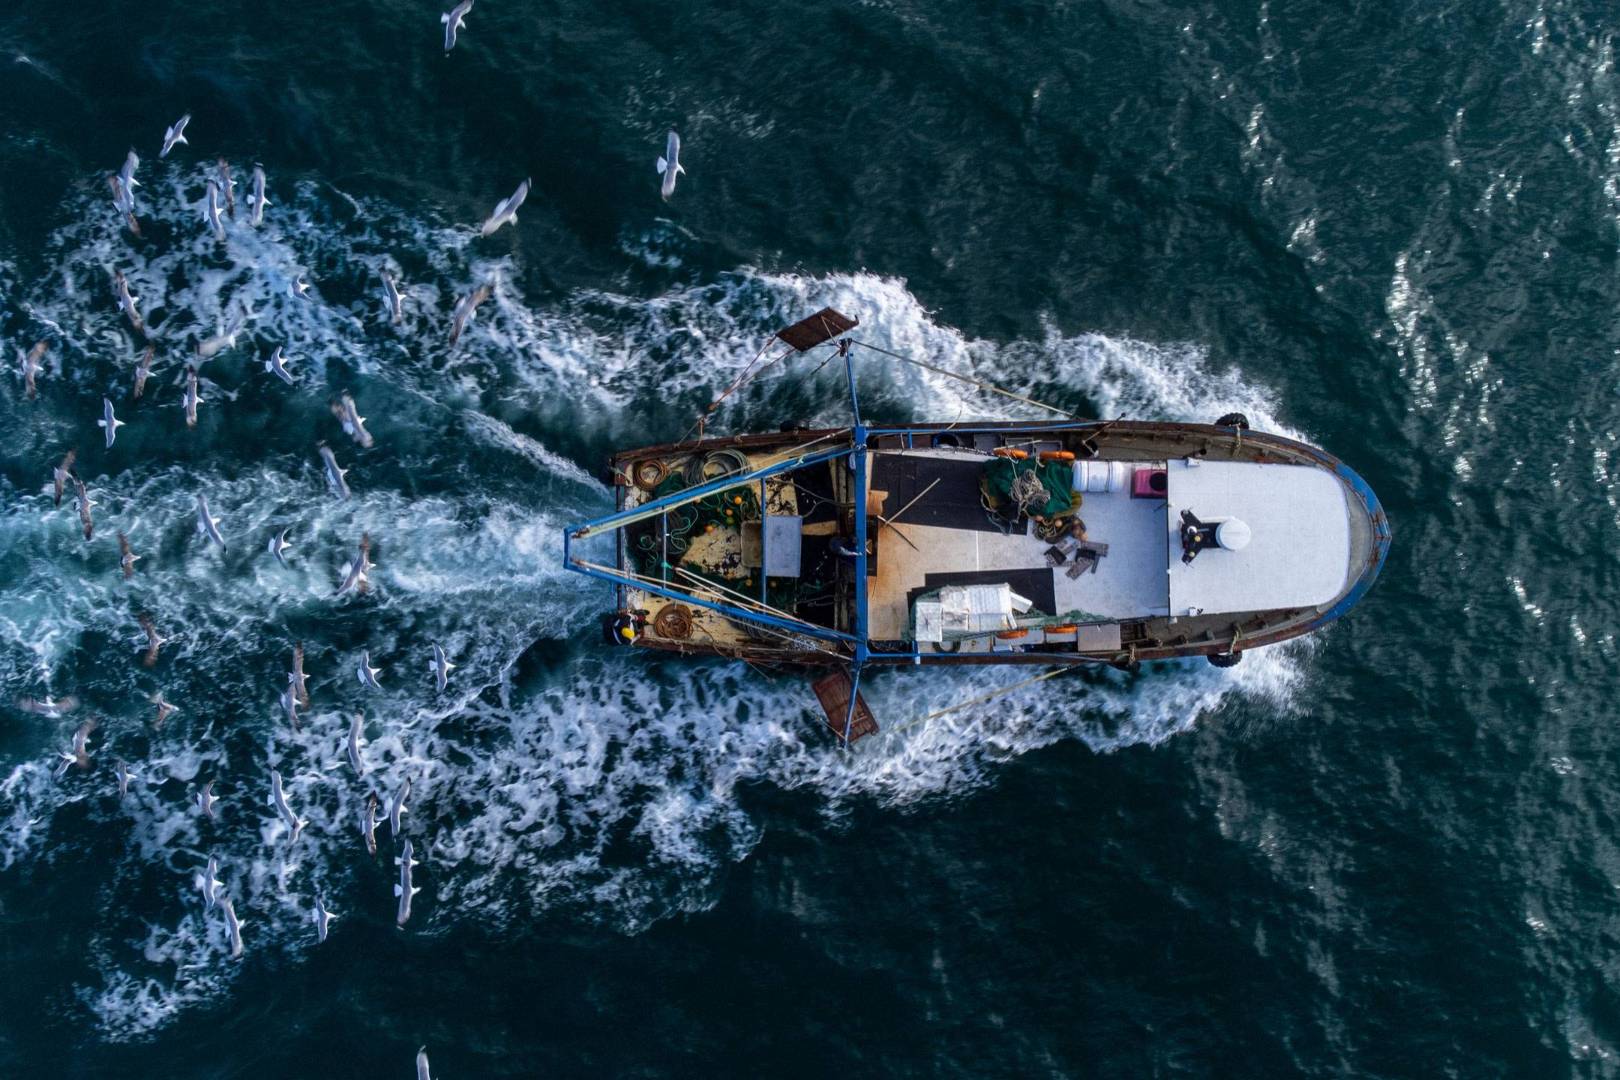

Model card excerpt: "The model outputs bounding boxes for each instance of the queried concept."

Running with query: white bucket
[1072,459,1129,494]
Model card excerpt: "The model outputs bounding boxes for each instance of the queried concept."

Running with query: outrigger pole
[842,336,870,748]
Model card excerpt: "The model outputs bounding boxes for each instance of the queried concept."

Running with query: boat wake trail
[0,181,1308,1039]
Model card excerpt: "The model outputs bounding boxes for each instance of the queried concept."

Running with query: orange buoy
[995,628,1029,640]
[1039,450,1076,462]
[992,447,1030,459]
[1046,623,1078,634]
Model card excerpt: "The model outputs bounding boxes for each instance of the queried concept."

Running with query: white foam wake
[0,178,1309,1039]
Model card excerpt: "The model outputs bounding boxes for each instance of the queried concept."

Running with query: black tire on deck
[1215,413,1250,430]
[1207,651,1243,668]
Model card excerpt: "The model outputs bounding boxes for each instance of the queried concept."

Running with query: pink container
[1132,468,1168,499]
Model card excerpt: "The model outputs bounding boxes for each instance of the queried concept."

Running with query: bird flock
[9,2,691,1071]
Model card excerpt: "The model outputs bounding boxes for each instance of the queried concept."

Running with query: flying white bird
[441,1,474,52]
[160,114,190,158]
[656,129,686,201]
[479,177,530,236]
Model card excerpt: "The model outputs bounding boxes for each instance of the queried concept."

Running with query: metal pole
[843,339,870,663]
[659,509,669,585]
[852,433,869,659]
[571,445,852,538]
[569,558,859,644]
[759,477,769,605]
[842,662,862,747]
[842,340,862,427]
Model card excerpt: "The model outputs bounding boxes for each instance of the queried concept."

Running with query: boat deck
[867,449,1171,640]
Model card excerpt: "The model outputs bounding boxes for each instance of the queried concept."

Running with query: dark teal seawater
[1,0,1617,1076]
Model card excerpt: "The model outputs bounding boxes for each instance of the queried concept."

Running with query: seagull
[395,838,421,927]
[288,642,310,706]
[69,718,97,769]
[195,306,245,361]
[19,340,45,400]
[289,277,311,301]
[362,793,380,857]
[151,691,177,728]
[331,392,373,448]
[441,0,474,51]
[159,114,190,158]
[114,759,133,799]
[356,650,383,691]
[195,779,218,819]
[269,528,295,567]
[220,897,244,959]
[448,283,492,346]
[107,172,133,212]
[55,718,98,777]
[382,270,404,324]
[479,177,530,236]
[346,712,367,777]
[132,345,154,400]
[335,533,373,597]
[388,775,411,836]
[199,856,224,910]
[247,164,270,226]
[278,685,301,732]
[74,477,95,541]
[318,442,350,499]
[183,365,203,427]
[52,449,74,506]
[107,174,141,236]
[269,768,307,844]
[203,178,226,242]
[417,1046,433,1080]
[215,159,236,217]
[314,897,339,943]
[118,531,139,579]
[264,346,296,385]
[113,270,145,337]
[119,149,140,199]
[16,695,78,718]
[98,397,125,449]
[138,613,165,667]
[195,492,226,551]
[656,129,686,201]
[430,643,456,693]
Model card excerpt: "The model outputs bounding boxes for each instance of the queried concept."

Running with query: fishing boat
[564,309,1390,742]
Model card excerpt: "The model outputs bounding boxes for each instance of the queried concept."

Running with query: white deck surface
[1165,459,1351,616]
[1054,488,1171,620]
[867,483,1171,639]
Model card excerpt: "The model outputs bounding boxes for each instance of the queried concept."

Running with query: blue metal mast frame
[564,443,861,646]
[563,332,883,746]
[843,342,869,745]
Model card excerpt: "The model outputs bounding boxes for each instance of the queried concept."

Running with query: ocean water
[0,0,1615,1075]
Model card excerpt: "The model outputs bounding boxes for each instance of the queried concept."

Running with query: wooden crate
[811,669,879,743]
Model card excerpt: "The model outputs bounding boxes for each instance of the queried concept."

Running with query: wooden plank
[811,669,879,742]
[777,308,859,352]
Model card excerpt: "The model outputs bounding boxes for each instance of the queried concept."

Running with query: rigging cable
[849,339,1080,419]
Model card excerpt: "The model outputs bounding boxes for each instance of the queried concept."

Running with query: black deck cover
[870,453,999,532]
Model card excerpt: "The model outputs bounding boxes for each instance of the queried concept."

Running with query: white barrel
[1215,518,1252,551]
[1072,459,1129,494]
